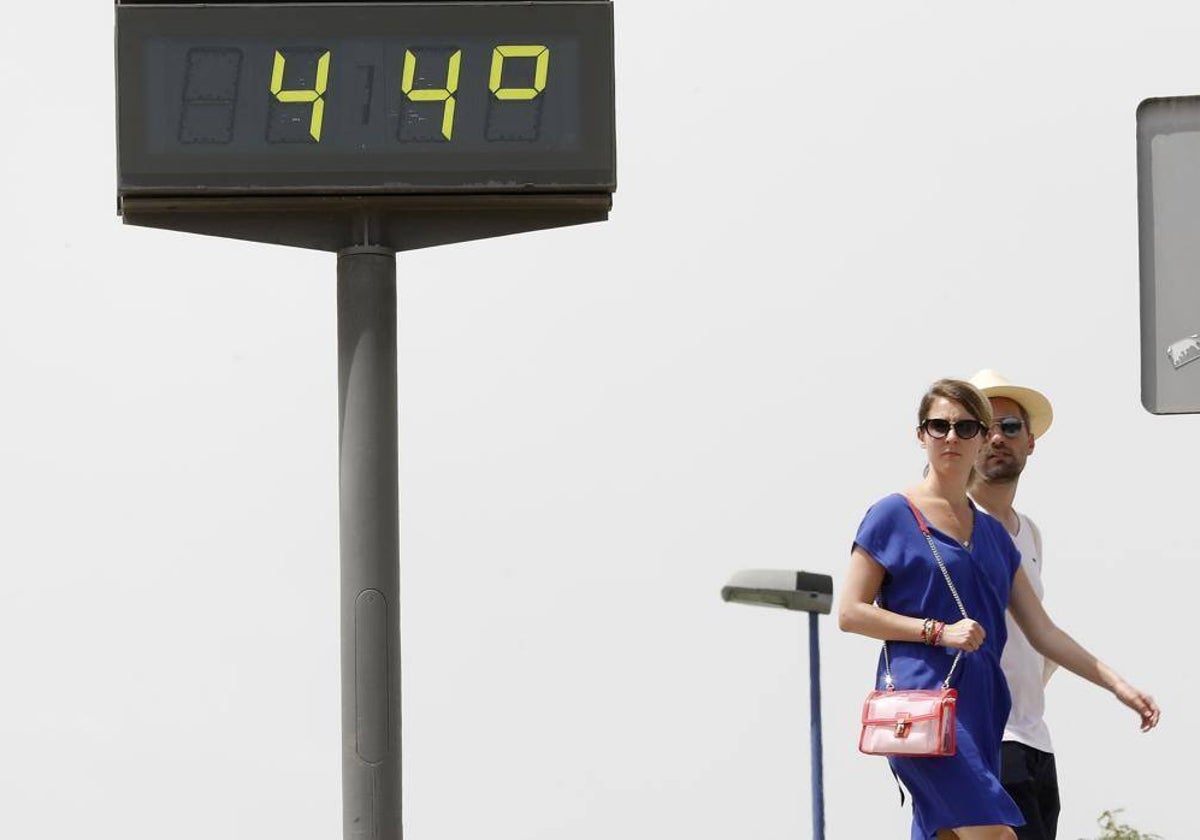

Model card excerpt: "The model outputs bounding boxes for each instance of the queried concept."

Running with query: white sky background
[0,1,1196,837]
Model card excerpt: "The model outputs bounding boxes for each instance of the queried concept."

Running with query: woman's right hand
[940,619,986,652]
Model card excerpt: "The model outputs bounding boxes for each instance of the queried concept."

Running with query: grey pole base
[338,246,402,840]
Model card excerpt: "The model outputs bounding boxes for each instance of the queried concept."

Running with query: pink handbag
[859,687,958,756]
[857,497,968,758]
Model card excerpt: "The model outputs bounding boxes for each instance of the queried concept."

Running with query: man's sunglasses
[989,416,1027,439]
[920,418,985,439]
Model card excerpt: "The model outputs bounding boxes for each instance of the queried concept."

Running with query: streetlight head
[721,569,833,615]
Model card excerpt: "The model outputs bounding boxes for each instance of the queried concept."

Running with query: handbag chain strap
[880,496,970,691]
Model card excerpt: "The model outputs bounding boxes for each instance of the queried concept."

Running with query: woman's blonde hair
[917,378,993,430]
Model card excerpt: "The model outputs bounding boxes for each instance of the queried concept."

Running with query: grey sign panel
[1137,97,1200,414]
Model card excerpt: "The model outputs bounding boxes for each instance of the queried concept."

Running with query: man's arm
[1008,567,1160,731]
[1025,515,1058,685]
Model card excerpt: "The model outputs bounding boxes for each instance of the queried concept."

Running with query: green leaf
[1082,808,1163,840]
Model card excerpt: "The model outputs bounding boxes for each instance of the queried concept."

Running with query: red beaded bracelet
[930,620,945,646]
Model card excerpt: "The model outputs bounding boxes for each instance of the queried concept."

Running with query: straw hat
[967,369,1054,438]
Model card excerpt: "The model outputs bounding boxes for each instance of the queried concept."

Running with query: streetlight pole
[722,569,832,840]
[807,611,825,840]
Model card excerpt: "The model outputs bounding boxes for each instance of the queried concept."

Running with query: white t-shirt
[978,507,1055,753]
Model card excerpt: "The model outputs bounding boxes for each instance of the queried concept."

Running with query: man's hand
[1113,680,1161,732]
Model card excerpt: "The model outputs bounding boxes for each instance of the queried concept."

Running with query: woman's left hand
[1114,681,1161,732]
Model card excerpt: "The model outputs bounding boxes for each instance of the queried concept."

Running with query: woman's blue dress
[854,493,1025,839]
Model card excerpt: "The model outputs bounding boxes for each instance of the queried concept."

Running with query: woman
[838,379,1159,840]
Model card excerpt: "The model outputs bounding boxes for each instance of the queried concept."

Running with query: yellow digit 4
[402,49,462,140]
[270,49,331,141]
[489,45,550,101]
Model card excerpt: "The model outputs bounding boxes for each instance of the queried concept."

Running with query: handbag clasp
[894,714,911,738]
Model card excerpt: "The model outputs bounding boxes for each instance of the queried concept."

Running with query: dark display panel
[150,37,580,153]
[117,3,615,195]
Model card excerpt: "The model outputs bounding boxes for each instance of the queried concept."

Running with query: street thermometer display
[170,41,557,146]
[116,2,616,196]
[114,5,616,837]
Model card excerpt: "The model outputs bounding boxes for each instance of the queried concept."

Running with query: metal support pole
[808,612,825,840]
[338,245,402,840]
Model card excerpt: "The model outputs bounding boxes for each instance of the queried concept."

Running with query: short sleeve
[853,494,912,578]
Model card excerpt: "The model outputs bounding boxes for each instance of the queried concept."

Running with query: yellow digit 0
[489,45,550,101]
[270,49,331,141]
[402,49,462,140]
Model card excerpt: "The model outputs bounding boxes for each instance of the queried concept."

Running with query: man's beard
[977,449,1024,482]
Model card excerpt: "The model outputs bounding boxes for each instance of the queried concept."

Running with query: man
[967,369,1059,840]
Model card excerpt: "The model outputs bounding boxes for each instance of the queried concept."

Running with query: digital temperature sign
[116,2,616,197]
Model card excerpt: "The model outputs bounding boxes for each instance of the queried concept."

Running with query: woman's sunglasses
[920,418,985,439]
